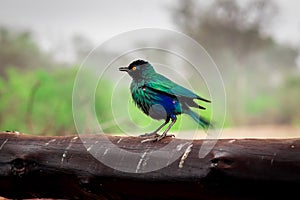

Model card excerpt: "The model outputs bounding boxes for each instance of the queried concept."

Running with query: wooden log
[0,131,300,199]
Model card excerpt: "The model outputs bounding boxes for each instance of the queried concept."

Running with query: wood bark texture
[0,131,300,199]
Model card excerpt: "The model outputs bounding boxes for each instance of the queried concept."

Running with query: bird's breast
[130,82,152,115]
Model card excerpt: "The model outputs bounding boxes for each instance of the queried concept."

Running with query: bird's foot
[139,132,159,138]
[141,137,159,143]
[141,134,175,143]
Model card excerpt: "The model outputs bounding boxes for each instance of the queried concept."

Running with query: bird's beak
[119,67,129,72]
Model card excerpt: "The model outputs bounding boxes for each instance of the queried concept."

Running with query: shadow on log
[1,131,300,199]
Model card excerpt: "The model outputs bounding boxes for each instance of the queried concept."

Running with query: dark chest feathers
[130,81,155,115]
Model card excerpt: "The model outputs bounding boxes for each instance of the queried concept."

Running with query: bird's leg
[139,117,170,138]
[157,117,177,141]
[141,117,176,143]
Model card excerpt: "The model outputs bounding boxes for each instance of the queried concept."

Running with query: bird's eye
[132,66,137,71]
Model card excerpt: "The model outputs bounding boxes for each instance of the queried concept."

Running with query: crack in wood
[179,144,193,168]
[0,138,8,150]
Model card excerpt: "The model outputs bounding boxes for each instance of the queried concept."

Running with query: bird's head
[119,59,155,79]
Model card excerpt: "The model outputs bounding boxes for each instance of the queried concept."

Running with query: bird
[119,59,211,142]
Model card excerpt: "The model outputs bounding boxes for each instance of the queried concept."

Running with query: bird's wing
[145,75,210,102]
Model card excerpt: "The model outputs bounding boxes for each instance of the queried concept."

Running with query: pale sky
[0,0,299,61]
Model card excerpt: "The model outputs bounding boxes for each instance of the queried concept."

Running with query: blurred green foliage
[0,68,75,135]
[1,0,300,136]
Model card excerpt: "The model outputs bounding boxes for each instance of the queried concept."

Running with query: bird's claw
[139,132,159,138]
[141,134,175,143]
[141,137,159,143]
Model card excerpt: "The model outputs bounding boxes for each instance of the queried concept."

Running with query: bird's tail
[184,109,211,129]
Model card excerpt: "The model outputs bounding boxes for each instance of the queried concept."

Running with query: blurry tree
[72,35,94,61]
[277,75,300,124]
[172,0,298,125]
[0,27,53,77]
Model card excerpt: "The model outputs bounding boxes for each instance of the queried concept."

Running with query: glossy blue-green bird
[119,59,211,142]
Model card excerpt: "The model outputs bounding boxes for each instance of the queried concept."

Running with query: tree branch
[0,131,300,199]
